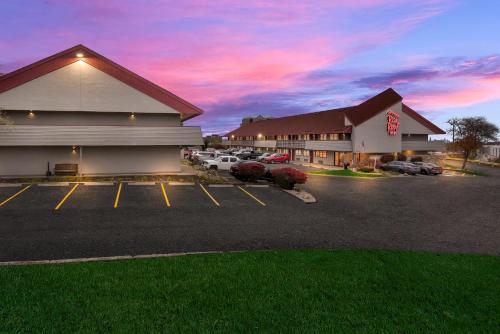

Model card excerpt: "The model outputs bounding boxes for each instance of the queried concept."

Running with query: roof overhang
[0,44,203,121]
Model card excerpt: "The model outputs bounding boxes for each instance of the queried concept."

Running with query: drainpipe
[79,146,83,176]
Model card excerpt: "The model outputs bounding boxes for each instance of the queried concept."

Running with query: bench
[54,163,78,176]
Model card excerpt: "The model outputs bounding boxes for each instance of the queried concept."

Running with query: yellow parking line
[54,183,79,210]
[160,183,171,207]
[114,182,122,208]
[199,184,220,207]
[0,184,32,207]
[237,186,266,206]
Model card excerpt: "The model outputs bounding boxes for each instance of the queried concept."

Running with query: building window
[320,134,328,140]
[331,133,339,140]
[314,151,327,158]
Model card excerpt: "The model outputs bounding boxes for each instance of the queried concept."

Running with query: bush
[358,166,374,173]
[236,162,265,181]
[397,153,407,161]
[410,156,423,162]
[271,168,307,189]
[380,154,394,163]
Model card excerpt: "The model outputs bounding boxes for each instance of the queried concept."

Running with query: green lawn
[1,250,499,333]
[444,164,489,176]
[309,169,384,177]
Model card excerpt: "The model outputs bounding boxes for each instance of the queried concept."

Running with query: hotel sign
[386,110,400,136]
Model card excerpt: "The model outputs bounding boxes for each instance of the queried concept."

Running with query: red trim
[0,44,203,120]
[402,104,445,134]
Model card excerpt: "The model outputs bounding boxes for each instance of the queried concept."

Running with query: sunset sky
[1,0,499,136]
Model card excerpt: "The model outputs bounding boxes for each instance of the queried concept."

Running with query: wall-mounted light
[231,135,235,139]
[257,133,263,139]
[129,113,136,120]
[28,111,35,118]
[72,146,77,154]
[76,53,84,58]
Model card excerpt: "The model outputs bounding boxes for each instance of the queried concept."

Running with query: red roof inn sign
[386,110,400,136]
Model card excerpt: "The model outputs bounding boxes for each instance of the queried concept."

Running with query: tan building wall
[4,110,180,127]
[0,146,181,176]
[0,61,179,114]
[351,102,403,153]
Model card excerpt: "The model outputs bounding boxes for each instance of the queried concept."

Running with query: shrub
[236,162,265,181]
[397,153,407,161]
[271,167,307,189]
[380,154,394,163]
[410,156,423,162]
[358,166,374,173]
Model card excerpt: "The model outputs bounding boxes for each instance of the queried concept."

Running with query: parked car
[203,155,240,170]
[412,162,443,175]
[380,161,420,175]
[256,152,272,162]
[230,161,266,181]
[263,153,290,164]
[191,151,213,164]
[236,151,261,160]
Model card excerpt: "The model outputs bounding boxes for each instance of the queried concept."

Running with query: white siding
[351,102,403,153]
[0,61,179,114]
[0,125,203,146]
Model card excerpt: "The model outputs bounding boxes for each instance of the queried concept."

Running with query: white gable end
[0,61,179,114]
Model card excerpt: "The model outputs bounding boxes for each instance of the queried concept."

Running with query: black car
[235,151,261,160]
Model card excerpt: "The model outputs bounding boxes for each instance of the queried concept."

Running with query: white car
[203,156,240,170]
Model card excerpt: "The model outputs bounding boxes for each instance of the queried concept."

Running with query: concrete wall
[0,146,180,176]
[352,102,402,153]
[0,61,179,114]
[4,110,180,127]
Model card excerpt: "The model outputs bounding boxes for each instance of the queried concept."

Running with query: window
[295,149,303,156]
[314,151,327,158]
[221,157,229,162]
[320,134,328,140]
[331,133,339,140]
[230,157,237,162]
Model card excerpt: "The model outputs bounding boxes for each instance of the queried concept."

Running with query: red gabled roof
[0,44,203,121]
[345,88,402,126]
[226,107,354,137]
[402,104,445,134]
[226,88,444,137]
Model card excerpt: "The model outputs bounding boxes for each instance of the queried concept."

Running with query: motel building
[224,88,446,166]
[0,45,203,176]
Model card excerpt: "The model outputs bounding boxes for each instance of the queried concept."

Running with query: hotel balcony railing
[401,140,446,152]
[276,140,305,149]
[222,140,255,146]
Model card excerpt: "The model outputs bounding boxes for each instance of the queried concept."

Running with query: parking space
[0,182,302,211]
[1,184,70,210]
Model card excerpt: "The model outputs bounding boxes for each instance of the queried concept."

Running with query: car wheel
[398,169,404,174]
[209,165,218,170]
[421,169,428,175]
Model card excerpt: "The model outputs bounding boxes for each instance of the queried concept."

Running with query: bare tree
[448,117,498,170]
[446,117,459,142]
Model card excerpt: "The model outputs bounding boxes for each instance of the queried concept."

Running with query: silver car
[381,161,420,175]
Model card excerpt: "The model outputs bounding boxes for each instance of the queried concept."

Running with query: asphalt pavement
[0,171,499,262]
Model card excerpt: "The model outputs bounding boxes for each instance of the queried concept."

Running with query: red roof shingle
[227,88,443,137]
[0,44,203,121]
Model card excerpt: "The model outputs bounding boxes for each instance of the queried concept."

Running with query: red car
[263,153,290,164]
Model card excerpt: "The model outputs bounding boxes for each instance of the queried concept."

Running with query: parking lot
[1,170,499,263]
[0,182,296,211]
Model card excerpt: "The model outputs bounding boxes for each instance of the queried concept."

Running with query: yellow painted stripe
[114,183,122,208]
[237,186,266,206]
[160,183,171,207]
[54,183,79,210]
[199,184,220,207]
[0,184,32,207]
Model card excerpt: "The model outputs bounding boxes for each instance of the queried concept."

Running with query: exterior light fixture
[76,53,84,58]
[129,113,136,120]
[257,133,263,139]
[28,111,35,118]
[231,135,235,139]
[72,146,77,154]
